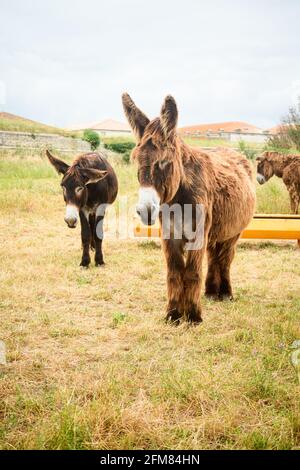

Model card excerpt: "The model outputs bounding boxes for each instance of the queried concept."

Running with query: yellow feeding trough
[134,214,300,247]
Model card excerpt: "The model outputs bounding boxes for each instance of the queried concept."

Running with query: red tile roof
[69,119,131,132]
[179,121,263,135]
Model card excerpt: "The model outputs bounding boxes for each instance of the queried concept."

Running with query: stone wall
[0,130,91,153]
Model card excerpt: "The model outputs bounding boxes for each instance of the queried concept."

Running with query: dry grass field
[0,149,300,450]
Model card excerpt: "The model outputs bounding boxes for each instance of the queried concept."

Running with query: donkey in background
[122,93,255,324]
[47,150,118,267]
[256,151,300,214]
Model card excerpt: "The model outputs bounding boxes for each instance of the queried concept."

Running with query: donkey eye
[75,187,84,194]
[158,159,170,170]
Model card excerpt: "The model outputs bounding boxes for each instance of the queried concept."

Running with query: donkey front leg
[162,239,185,324]
[79,211,91,267]
[289,187,300,214]
[290,196,297,215]
[184,250,204,323]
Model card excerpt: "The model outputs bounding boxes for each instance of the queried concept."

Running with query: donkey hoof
[80,259,90,268]
[95,261,105,267]
[186,305,203,324]
[218,292,233,301]
[187,315,202,325]
[165,308,182,325]
[205,292,219,301]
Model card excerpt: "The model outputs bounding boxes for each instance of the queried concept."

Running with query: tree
[82,129,100,150]
[268,97,300,151]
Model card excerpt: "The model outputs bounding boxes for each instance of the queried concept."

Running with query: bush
[82,129,100,150]
[103,137,135,154]
[122,150,131,164]
[238,140,258,160]
[102,137,135,164]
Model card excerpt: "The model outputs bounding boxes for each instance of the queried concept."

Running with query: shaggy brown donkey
[122,93,255,324]
[47,150,118,267]
[256,151,300,214]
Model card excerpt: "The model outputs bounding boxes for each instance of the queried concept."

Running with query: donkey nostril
[136,205,143,217]
[65,217,77,227]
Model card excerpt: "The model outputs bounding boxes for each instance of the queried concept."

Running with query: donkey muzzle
[64,205,79,228]
[136,187,160,226]
[256,173,266,185]
[136,204,158,226]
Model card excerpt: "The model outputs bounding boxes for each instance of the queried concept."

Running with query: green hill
[0,112,77,137]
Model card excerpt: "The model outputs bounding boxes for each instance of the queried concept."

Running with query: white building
[179,121,270,144]
[69,119,132,137]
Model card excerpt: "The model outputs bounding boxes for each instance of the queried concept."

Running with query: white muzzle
[256,173,266,185]
[64,204,79,228]
[136,187,160,226]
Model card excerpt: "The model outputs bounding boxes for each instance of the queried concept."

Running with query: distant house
[69,119,131,137]
[179,121,268,143]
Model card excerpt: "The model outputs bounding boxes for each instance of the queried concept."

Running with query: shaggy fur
[257,151,300,214]
[123,93,256,323]
[47,150,118,267]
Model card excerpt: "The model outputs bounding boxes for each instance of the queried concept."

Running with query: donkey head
[256,152,275,185]
[122,93,183,225]
[46,150,107,228]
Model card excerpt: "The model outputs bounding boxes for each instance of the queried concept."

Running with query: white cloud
[0,81,6,107]
[0,0,300,129]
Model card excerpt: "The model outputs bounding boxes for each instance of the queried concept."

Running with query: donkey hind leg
[205,244,221,300]
[89,214,96,251]
[208,235,240,301]
[79,212,91,268]
[162,239,185,324]
[94,214,105,266]
[205,236,239,300]
[184,250,204,323]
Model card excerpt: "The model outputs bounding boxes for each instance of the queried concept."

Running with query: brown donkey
[47,150,118,267]
[256,151,300,214]
[123,93,255,323]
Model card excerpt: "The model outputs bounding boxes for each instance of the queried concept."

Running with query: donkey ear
[160,95,178,140]
[46,150,69,175]
[122,93,150,141]
[80,168,108,185]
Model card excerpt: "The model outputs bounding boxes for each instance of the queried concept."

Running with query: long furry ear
[160,95,178,140]
[46,150,69,175]
[122,93,150,141]
[80,168,107,185]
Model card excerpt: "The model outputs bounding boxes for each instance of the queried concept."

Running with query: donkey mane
[262,151,300,165]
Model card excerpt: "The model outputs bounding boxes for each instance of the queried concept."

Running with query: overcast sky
[1,0,300,129]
